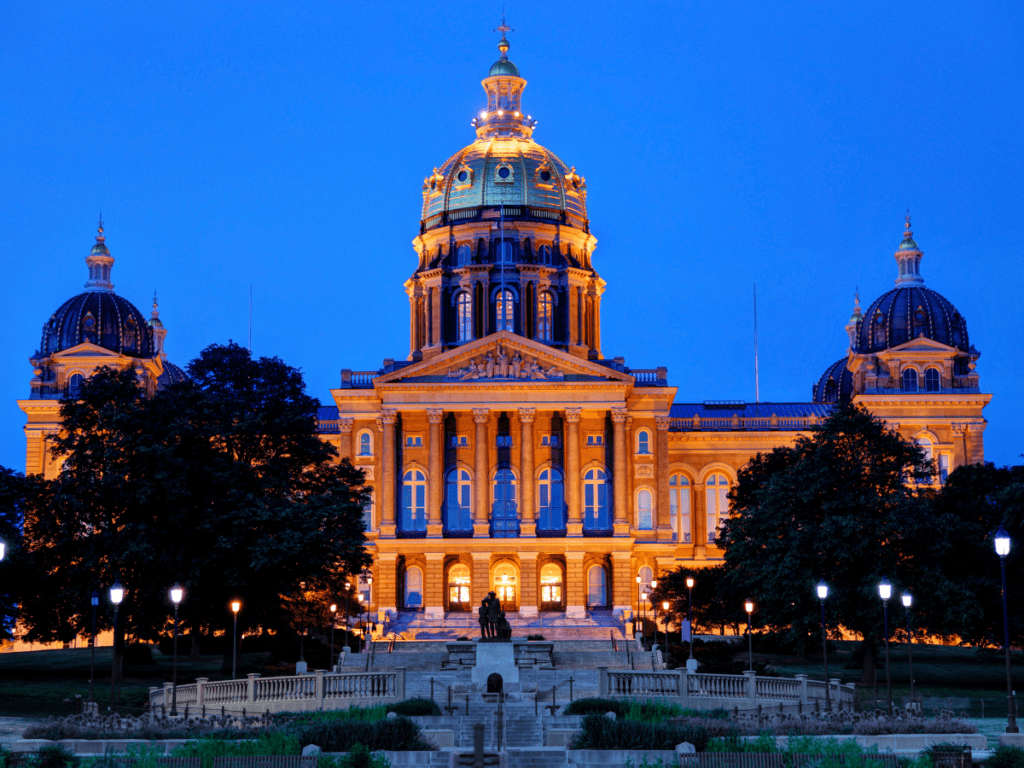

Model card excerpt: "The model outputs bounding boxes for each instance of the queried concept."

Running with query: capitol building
[18,33,990,631]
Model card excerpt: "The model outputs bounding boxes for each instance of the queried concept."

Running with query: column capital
[564,407,582,424]
[338,417,354,433]
[518,408,536,424]
[380,409,398,426]
[655,416,671,432]
[472,408,491,424]
[611,408,629,424]
[426,408,444,424]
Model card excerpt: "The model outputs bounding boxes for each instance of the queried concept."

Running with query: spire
[894,212,924,286]
[845,289,863,348]
[471,15,538,139]
[84,214,115,292]
[495,11,513,59]
[148,289,168,358]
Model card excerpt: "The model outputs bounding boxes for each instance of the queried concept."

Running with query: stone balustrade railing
[599,669,855,709]
[149,669,406,714]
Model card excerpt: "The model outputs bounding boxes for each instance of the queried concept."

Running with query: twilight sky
[2,1,1022,470]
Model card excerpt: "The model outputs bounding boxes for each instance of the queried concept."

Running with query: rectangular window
[449,435,468,448]
[405,435,423,447]
[586,434,604,446]
[541,434,560,447]
[496,435,513,447]
[938,453,950,484]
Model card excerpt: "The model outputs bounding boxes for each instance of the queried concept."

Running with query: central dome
[421,35,588,232]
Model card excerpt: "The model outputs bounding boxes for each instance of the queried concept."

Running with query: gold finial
[494,9,513,57]
[152,290,159,315]
[904,209,912,237]
[97,211,105,238]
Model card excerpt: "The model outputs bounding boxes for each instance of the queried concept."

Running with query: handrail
[534,675,574,716]
[365,640,377,671]
[429,677,469,716]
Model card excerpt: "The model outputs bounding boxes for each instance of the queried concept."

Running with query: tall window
[494,562,517,607]
[705,474,730,543]
[938,453,950,484]
[456,291,473,342]
[924,367,941,392]
[456,244,471,266]
[902,368,919,392]
[916,437,934,482]
[537,468,566,532]
[638,566,654,599]
[499,241,513,263]
[400,469,427,534]
[358,573,372,605]
[492,468,519,537]
[448,563,471,610]
[362,497,373,531]
[404,566,423,608]
[444,468,473,534]
[636,489,653,530]
[583,468,610,531]
[872,314,886,347]
[537,244,552,264]
[496,289,514,331]
[540,563,563,609]
[637,430,651,455]
[537,291,554,341]
[669,475,691,543]
[587,565,608,608]
[358,432,372,456]
[67,373,84,398]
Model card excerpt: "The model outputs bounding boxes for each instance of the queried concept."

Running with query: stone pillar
[611,551,632,619]
[339,417,354,461]
[427,409,444,537]
[379,410,397,538]
[471,552,490,617]
[655,416,672,540]
[612,408,629,536]
[424,552,444,620]
[565,551,586,618]
[565,408,582,537]
[431,286,442,350]
[376,552,398,617]
[473,409,490,537]
[519,551,538,618]
[592,286,602,357]
[519,408,536,537]
[408,292,417,358]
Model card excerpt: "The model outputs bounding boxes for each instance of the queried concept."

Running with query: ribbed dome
[812,358,853,404]
[157,360,189,389]
[489,58,520,77]
[41,291,154,358]
[857,285,969,354]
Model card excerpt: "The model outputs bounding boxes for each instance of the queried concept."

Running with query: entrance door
[494,562,518,611]
[447,563,471,612]
[491,468,519,537]
[540,563,563,611]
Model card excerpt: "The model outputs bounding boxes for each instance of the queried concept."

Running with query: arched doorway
[447,563,471,612]
[587,565,608,609]
[493,562,518,611]
[540,563,564,611]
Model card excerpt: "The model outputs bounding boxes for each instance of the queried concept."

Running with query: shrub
[387,698,441,717]
[563,697,624,717]
[292,716,433,752]
[526,634,545,641]
[122,643,154,665]
[456,636,470,642]
[322,744,391,768]
[30,745,80,768]
[172,732,300,768]
[570,713,711,751]
[987,745,1024,768]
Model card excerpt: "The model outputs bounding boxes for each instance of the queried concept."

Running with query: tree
[718,399,955,683]
[18,343,371,658]
[0,468,30,640]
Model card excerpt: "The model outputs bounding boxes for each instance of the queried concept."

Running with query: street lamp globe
[330,604,337,614]
[878,577,892,601]
[686,577,695,589]
[91,591,99,607]
[816,581,828,600]
[901,593,912,609]
[231,600,241,614]
[663,601,669,611]
[995,525,1011,557]
[110,581,124,605]
[744,600,754,614]
[651,580,658,590]
[170,584,183,605]
[0,540,6,561]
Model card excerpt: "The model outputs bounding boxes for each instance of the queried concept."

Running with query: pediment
[880,337,956,356]
[375,332,634,386]
[53,343,124,359]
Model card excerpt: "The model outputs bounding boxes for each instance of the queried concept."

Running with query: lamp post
[650,580,658,650]
[816,581,831,712]
[357,594,365,652]
[686,576,695,661]
[109,581,124,713]
[744,600,755,671]
[995,526,1019,733]
[902,592,915,704]
[329,603,337,670]
[170,584,183,716]
[345,582,352,654]
[662,601,670,650]
[230,600,241,680]
[89,591,98,704]
[878,576,893,712]
[641,590,648,649]
[635,576,641,638]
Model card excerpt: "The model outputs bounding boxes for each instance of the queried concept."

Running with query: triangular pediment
[375,332,634,386]
[880,337,956,355]
[53,343,124,359]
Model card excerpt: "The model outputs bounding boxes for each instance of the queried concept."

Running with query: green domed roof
[489,58,520,77]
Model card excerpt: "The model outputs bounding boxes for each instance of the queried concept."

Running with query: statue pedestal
[471,641,519,686]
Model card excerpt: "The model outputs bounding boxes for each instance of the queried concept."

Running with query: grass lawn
[0,646,269,717]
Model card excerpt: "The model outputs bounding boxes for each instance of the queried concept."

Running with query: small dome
[812,359,853,404]
[857,286,969,354]
[489,58,520,77]
[157,360,189,390]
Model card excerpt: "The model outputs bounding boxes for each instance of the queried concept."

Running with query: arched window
[537,468,565,532]
[491,468,519,537]
[494,562,517,608]
[902,368,918,392]
[496,289,514,332]
[499,241,514,263]
[358,573,372,605]
[456,291,473,342]
[540,563,563,610]
[362,497,373,531]
[67,373,84,399]
[924,368,941,392]
[638,566,654,598]
[583,468,610,532]
[706,474,730,543]
[358,431,372,457]
[400,469,427,534]
[456,244,471,266]
[537,291,554,341]
[587,565,608,608]
[404,566,423,608]
[636,489,653,530]
[637,430,651,455]
[448,563,471,610]
[537,244,552,265]
[444,468,473,534]
[670,475,691,543]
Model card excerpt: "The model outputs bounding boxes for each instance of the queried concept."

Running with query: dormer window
[495,164,514,183]
[902,368,919,392]
[540,170,551,181]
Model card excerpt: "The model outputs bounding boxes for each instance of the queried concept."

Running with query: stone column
[591,285,602,357]
[565,408,583,537]
[427,409,444,537]
[612,408,629,536]
[611,550,633,620]
[338,417,354,461]
[424,552,444,620]
[519,551,539,618]
[431,286,442,350]
[519,408,536,537]
[693,480,707,560]
[473,409,491,537]
[471,552,490,618]
[379,410,397,538]
[565,551,586,619]
[655,416,672,540]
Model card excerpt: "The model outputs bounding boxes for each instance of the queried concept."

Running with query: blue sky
[2,1,1022,470]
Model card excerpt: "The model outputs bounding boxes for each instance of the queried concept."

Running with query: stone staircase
[383,610,629,642]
